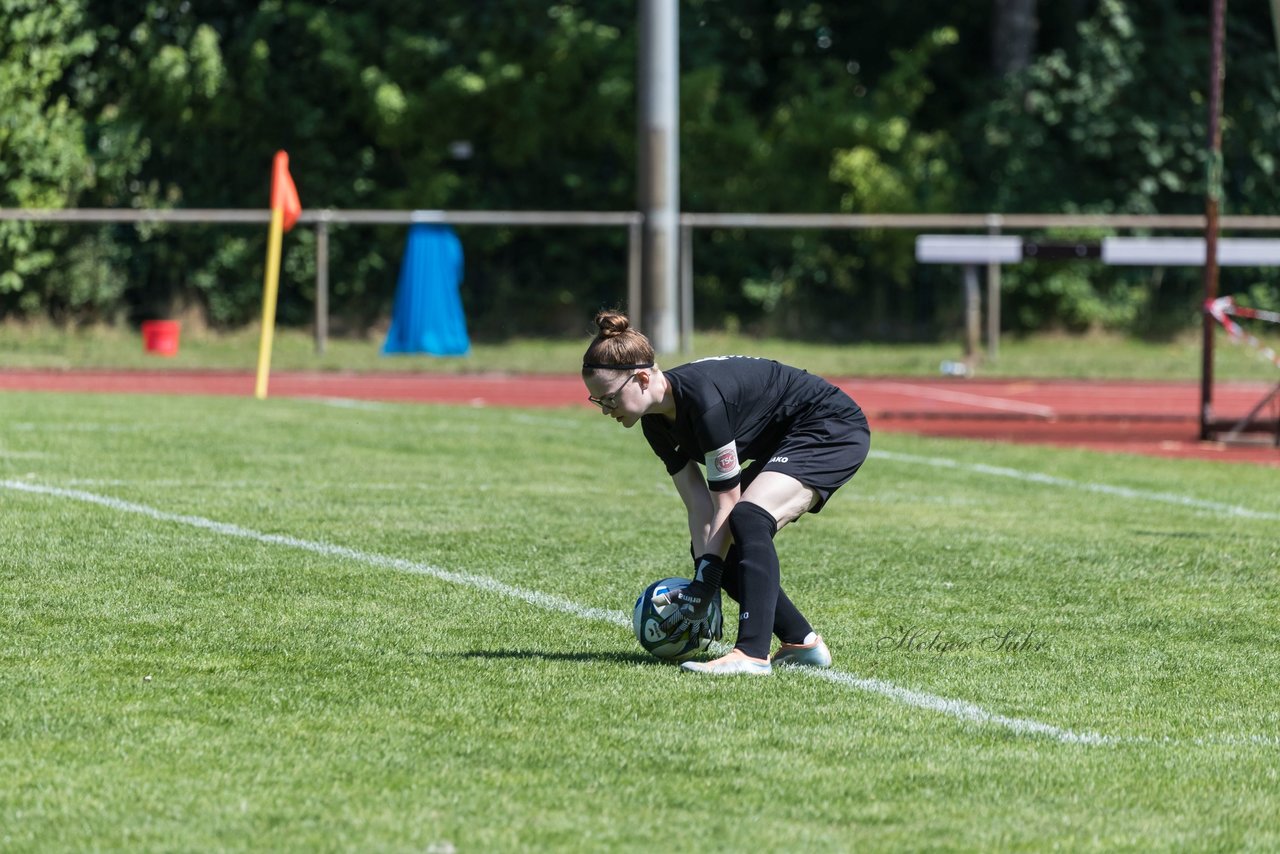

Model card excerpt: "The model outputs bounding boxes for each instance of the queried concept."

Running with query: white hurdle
[916,234,1280,267]
[916,233,1280,442]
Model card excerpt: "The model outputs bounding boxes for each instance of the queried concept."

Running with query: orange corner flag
[256,150,301,399]
[270,150,302,232]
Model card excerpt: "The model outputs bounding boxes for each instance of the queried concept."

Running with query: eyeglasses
[586,373,638,412]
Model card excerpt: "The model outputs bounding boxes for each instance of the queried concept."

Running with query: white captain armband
[704,440,741,487]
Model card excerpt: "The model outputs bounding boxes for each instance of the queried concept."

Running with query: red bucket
[141,320,181,356]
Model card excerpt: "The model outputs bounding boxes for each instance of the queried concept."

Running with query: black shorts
[740,397,870,514]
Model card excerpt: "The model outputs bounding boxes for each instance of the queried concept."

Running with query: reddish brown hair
[581,310,655,376]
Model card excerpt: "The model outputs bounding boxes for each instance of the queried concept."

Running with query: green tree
[1,1,99,316]
[10,0,1280,339]
[679,4,961,338]
[72,1,640,331]
[964,0,1280,333]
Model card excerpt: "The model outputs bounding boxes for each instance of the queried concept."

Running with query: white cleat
[680,649,772,676]
[770,634,833,669]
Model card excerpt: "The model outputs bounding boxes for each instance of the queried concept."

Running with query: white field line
[299,397,398,412]
[873,382,1058,418]
[0,479,626,628]
[6,422,144,433]
[509,412,599,431]
[871,450,1280,522]
[800,668,1111,744]
[5,476,650,502]
[40,478,260,489]
[3,478,1109,746]
[292,400,595,432]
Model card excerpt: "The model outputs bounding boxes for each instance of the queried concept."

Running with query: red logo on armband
[716,449,737,473]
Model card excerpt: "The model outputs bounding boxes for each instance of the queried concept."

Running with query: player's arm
[660,460,741,640]
[670,460,738,558]
[658,402,743,638]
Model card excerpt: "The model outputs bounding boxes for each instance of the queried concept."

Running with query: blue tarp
[382,224,470,356]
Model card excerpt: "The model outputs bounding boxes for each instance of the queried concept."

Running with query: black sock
[727,501,798,659]
[721,544,813,646]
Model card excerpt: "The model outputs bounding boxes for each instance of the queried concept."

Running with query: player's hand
[656,578,717,638]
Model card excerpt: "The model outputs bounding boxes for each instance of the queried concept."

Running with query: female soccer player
[582,310,870,675]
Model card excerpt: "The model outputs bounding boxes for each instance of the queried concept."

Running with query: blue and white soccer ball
[632,577,723,662]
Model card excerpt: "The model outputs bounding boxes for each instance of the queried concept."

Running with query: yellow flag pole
[254,205,285,400]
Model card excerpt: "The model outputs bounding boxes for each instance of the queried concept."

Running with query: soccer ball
[632,577,723,662]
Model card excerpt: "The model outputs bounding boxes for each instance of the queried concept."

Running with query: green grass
[2,392,1279,851]
[3,319,1279,381]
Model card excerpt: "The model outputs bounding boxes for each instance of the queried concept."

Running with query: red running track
[2,368,1277,466]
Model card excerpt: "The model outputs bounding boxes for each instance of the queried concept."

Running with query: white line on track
[872,382,1058,418]
[2,477,1113,746]
[870,450,1280,521]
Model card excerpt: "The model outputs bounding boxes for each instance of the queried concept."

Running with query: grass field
[2,391,1279,851]
[4,320,1280,381]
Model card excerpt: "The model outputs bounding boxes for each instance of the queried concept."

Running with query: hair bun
[594,310,630,339]
[582,308,654,372]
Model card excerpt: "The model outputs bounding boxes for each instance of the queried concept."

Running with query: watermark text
[876,625,1050,655]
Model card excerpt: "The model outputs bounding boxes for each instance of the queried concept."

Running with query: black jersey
[640,356,860,492]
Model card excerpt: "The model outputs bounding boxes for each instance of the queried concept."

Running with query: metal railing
[675,212,1280,355]
[5,207,1279,353]
[0,207,643,353]
[297,210,643,353]
[679,212,1280,230]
